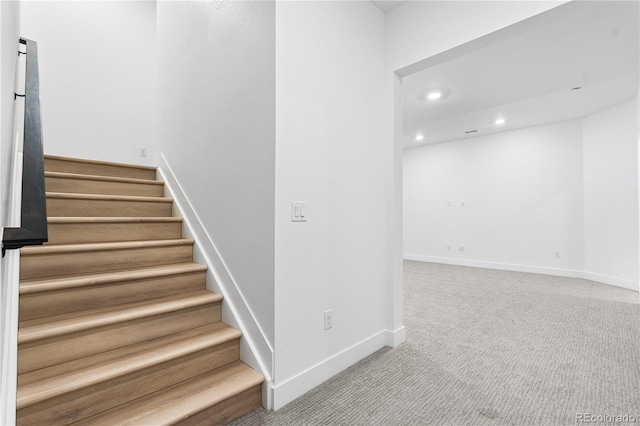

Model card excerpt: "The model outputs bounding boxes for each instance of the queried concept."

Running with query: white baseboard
[272,329,393,410]
[385,326,406,347]
[404,254,639,292]
[583,271,638,292]
[158,155,275,407]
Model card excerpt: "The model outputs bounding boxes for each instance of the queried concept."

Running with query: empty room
[402,1,640,424]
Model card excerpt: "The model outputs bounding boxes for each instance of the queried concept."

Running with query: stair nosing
[47,217,183,224]
[45,171,163,186]
[77,361,263,425]
[20,238,194,255]
[139,362,264,425]
[46,192,172,203]
[17,325,241,409]
[45,154,157,171]
[20,263,207,295]
[18,291,223,345]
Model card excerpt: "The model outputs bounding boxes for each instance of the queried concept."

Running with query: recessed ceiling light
[494,118,506,126]
[415,134,424,141]
[427,91,442,100]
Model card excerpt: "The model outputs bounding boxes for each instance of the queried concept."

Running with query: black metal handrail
[2,38,47,254]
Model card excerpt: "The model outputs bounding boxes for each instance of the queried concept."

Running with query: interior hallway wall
[1,0,20,230]
[274,0,387,409]
[20,1,157,165]
[583,99,639,290]
[0,3,21,422]
[403,120,585,275]
[156,0,276,352]
[403,100,639,291]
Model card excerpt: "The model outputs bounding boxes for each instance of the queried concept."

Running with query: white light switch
[291,201,307,222]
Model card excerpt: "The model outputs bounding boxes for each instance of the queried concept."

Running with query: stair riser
[17,340,239,426]
[46,176,163,197]
[47,197,172,217]
[47,221,182,245]
[20,244,194,280]
[45,158,156,180]
[18,303,221,374]
[20,270,206,321]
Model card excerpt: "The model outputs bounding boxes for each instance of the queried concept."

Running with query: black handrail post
[2,38,48,255]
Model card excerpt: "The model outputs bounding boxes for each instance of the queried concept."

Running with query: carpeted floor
[233,261,640,425]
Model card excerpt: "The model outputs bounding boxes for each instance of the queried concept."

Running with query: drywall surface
[274,0,387,408]
[0,4,20,423]
[156,0,275,354]
[386,0,569,73]
[1,0,19,231]
[20,1,157,165]
[403,120,585,274]
[403,100,639,291]
[583,100,639,290]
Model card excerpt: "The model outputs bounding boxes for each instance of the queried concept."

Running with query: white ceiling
[371,1,407,14]
[403,1,639,149]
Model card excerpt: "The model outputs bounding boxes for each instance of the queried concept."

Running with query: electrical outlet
[555,251,561,259]
[459,245,465,252]
[447,244,451,251]
[139,147,147,157]
[324,310,333,330]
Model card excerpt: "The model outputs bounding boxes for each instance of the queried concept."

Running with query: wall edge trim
[158,154,275,404]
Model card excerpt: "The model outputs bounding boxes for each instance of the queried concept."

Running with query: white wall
[20,1,156,165]
[0,2,21,423]
[156,0,275,366]
[583,100,639,290]
[403,100,639,291]
[1,0,19,230]
[404,120,585,274]
[386,0,569,74]
[274,0,387,409]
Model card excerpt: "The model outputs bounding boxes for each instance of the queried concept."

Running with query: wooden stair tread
[44,154,157,172]
[46,191,172,203]
[20,154,264,423]
[17,323,241,409]
[21,263,207,295]
[77,361,263,426]
[21,238,194,255]
[18,323,234,386]
[47,216,182,224]
[19,290,222,344]
[45,171,163,186]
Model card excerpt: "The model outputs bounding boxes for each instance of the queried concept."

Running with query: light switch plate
[291,201,307,222]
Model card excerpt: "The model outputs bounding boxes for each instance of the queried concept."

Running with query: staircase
[16,155,263,425]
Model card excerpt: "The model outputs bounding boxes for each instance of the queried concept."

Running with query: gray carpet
[233,261,640,425]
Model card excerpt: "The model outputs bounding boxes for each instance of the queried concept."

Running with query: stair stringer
[157,155,275,410]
